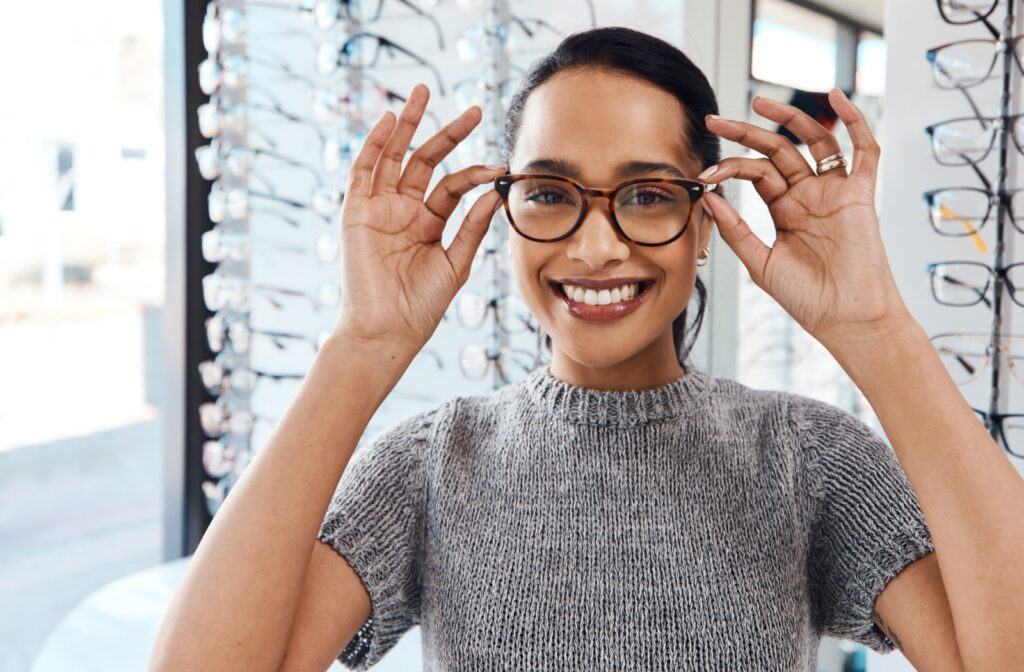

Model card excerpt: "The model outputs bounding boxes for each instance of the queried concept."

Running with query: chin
[553,342,644,370]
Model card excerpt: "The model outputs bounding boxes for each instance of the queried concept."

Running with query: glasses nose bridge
[577,186,622,222]
[580,185,620,201]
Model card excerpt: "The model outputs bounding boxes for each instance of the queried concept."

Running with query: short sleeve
[790,394,935,654]
[317,403,443,670]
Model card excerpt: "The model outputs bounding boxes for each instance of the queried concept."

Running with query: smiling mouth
[547,279,656,304]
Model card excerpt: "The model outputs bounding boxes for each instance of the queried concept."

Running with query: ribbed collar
[521,364,713,427]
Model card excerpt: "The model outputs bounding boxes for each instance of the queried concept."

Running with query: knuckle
[441,181,460,202]
[410,149,439,170]
[383,146,406,162]
[442,127,461,145]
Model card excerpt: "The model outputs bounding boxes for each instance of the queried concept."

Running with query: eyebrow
[517,158,690,181]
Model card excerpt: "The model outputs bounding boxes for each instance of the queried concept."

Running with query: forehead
[511,68,697,176]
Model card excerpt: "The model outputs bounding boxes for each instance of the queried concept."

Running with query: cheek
[509,244,542,302]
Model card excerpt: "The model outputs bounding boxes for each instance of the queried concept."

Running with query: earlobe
[699,210,715,250]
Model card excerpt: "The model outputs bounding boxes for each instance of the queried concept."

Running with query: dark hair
[500,26,721,369]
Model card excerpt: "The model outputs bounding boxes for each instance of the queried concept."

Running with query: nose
[565,195,630,270]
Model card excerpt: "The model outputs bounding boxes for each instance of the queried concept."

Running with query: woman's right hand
[332,83,507,352]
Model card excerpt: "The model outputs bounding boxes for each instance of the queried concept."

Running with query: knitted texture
[316,364,935,670]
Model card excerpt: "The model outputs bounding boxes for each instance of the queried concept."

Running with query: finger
[423,164,507,224]
[828,87,880,181]
[346,111,397,198]
[701,157,789,207]
[445,189,503,284]
[701,191,771,288]
[370,83,430,195]
[750,96,844,170]
[397,106,484,200]
[705,114,815,184]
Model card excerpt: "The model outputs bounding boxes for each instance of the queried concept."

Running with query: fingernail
[486,164,506,171]
[697,164,719,180]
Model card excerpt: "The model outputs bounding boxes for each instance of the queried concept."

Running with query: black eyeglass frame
[492,172,716,247]
[923,186,1024,236]
[971,407,1024,458]
[926,259,1024,308]
[935,0,1000,26]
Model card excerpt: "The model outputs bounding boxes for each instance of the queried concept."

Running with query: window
[856,30,886,96]
[0,0,167,666]
[752,0,839,91]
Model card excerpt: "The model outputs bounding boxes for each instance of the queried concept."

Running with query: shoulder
[705,372,876,442]
[442,382,522,441]
[699,370,798,439]
[347,398,459,474]
[780,390,887,455]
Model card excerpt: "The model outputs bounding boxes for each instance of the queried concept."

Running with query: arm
[834,317,1024,671]
[147,333,414,672]
[700,89,1024,669]
[150,83,504,672]
[871,550,963,670]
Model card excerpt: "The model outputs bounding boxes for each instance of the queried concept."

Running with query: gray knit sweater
[317,364,935,671]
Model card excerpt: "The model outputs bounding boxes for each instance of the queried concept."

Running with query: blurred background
[1,1,1020,670]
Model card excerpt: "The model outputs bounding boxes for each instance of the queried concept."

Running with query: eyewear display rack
[928,0,1018,446]
[179,0,592,551]
[980,0,1014,427]
[191,0,377,524]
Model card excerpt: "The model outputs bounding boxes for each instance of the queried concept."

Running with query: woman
[150,27,1024,671]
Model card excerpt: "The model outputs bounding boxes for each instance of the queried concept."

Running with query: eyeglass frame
[971,407,1024,459]
[926,34,1024,90]
[926,260,1024,308]
[929,330,1024,380]
[935,0,999,26]
[923,186,1024,236]
[492,172,717,247]
[924,112,1024,167]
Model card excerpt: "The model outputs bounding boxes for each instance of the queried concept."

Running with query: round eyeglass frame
[492,172,715,247]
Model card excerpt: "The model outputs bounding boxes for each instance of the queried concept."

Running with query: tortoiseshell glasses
[493,173,715,247]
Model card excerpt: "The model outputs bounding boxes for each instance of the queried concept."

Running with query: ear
[697,199,715,252]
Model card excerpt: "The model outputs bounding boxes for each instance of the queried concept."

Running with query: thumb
[445,188,503,285]
[702,192,770,288]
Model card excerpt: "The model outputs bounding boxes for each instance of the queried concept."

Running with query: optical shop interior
[8,0,1024,670]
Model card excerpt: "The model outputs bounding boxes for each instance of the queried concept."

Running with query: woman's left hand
[701,88,913,354]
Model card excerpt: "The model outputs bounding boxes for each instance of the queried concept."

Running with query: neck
[548,331,685,391]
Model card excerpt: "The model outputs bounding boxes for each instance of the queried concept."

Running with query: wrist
[319,330,420,395]
[825,312,930,388]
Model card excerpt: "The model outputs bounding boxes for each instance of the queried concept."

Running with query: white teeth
[560,282,643,306]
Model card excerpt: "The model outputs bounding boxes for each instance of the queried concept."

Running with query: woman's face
[507,68,713,386]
